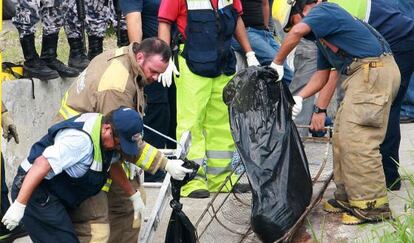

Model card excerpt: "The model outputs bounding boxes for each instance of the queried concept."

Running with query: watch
[313,105,327,114]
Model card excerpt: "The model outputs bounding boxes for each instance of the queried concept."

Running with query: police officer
[12,0,79,79]
[64,0,129,71]
[158,0,260,198]
[1,108,173,242]
[56,37,190,242]
[272,0,400,224]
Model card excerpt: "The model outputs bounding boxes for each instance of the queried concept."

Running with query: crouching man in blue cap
[1,107,191,242]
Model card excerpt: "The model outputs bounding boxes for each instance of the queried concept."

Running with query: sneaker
[323,198,351,213]
[0,224,28,242]
[342,205,392,225]
[187,189,210,198]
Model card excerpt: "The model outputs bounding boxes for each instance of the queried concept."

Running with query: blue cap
[112,107,143,156]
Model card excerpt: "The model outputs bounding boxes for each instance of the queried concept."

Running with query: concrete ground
[11,122,414,243]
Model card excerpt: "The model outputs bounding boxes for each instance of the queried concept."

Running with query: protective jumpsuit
[158,0,242,196]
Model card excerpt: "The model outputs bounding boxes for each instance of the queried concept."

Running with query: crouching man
[1,107,190,242]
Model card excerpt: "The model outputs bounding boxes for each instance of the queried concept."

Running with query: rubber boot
[68,37,90,71]
[117,29,129,47]
[88,35,104,60]
[40,33,79,78]
[20,34,59,80]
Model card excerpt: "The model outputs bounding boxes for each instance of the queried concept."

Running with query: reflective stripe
[121,162,130,178]
[193,158,205,166]
[59,92,80,120]
[365,0,371,22]
[20,159,32,172]
[206,165,232,175]
[186,0,233,10]
[206,150,234,159]
[137,144,157,170]
[349,195,388,209]
[101,178,112,192]
[187,0,213,10]
[90,160,103,172]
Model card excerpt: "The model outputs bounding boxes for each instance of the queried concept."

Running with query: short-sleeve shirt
[301,3,383,71]
[119,0,160,38]
[158,0,243,39]
[368,0,414,50]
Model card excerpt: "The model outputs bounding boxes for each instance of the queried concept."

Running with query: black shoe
[20,34,59,80]
[40,33,79,78]
[88,35,104,60]
[117,29,129,47]
[232,183,251,193]
[68,37,90,71]
[0,224,28,242]
[187,189,210,198]
[400,116,414,124]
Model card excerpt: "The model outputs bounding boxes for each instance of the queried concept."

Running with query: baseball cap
[112,107,143,156]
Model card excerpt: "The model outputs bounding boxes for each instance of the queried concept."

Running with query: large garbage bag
[223,66,312,243]
[165,159,199,243]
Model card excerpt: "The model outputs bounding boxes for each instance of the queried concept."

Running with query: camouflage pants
[13,0,68,38]
[65,0,126,39]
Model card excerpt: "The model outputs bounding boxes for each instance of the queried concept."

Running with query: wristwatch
[313,105,327,114]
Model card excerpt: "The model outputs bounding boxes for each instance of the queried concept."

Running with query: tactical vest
[26,113,113,208]
[182,0,238,77]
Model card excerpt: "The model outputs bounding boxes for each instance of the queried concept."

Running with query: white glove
[1,201,26,231]
[292,96,303,120]
[165,159,193,181]
[158,58,179,88]
[129,191,145,220]
[270,62,284,81]
[246,51,260,67]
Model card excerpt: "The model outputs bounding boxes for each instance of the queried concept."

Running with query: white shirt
[42,129,93,179]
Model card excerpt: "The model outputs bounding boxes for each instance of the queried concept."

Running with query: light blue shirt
[42,129,93,179]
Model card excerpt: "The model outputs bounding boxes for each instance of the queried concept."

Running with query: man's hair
[133,37,171,62]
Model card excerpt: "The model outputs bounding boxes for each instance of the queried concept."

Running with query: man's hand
[292,96,303,120]
[165,159,193,180]
[2,111,19,143]
[270,62,284,81]
[310,112,327,132]
[129,191,145,220]
[246,51,260,67]
[158,58,179,88]
[1,201,26,231]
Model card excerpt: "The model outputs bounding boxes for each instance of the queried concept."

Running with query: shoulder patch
[98,59,130,92]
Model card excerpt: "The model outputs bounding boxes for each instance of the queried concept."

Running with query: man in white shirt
[1,107,191,242]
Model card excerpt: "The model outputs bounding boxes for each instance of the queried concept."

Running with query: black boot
[40,33,79,78]
[20,34,59,80]
[88,35,104,60]
[68,37,90,72]
[117,29,129,47]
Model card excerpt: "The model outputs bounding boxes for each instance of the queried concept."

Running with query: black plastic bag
[223,66,312,243]
[165,159,199,243]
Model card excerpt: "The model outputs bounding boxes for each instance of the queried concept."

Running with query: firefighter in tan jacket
[55,37,191,243]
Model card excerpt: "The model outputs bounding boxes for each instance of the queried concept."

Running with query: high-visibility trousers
[176,55,236,196]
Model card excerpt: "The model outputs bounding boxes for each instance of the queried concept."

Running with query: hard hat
[273,0,317,32]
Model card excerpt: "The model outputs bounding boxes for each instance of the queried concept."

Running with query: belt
[345,53,391,76]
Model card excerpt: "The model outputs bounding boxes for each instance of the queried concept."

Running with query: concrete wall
[2,77,75,187]
[0,54,249,188]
